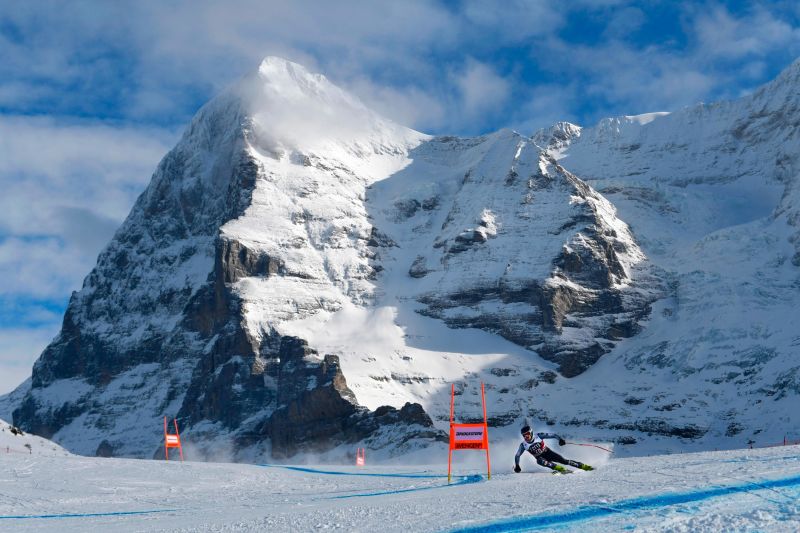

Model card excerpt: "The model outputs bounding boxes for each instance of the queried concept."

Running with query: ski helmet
[520,425,531,435]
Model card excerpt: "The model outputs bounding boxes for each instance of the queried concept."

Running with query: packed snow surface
[1,442,799,532]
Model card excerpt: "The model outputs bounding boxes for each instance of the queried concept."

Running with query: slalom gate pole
[174,419,184,461]
[481,382,491,480]
[450,383,455,424]
[164,416,169,461]
[448,384,454,483]
[563,442,613,454]
[448,382,491,483]
[448,448,453,483]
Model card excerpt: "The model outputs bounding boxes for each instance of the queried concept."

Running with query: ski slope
[1,443,798,531]
[0,419,71,457]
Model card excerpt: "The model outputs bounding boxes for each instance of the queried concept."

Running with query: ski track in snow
[1,445,799,531]
[451,475,800,532]
[0,509,181,521]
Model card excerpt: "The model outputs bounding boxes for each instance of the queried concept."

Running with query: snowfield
[0,419,71,457]
[1,440,799,532]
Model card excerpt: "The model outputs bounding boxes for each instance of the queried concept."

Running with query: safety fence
[752,436,800,449]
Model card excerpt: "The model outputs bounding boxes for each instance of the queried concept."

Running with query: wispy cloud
[693,5,800,61]
[0,326,54,394]
[3,1,799,133]
[336,77,447,132]
[459,0,565,43]
[451,59,512,126]
[0,117,175,392]
[0,116,176,242]
[0,117,175,294]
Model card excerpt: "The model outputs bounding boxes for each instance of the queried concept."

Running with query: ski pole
[563,442,613,453]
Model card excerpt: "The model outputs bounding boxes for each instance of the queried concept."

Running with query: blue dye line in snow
[451,474,800,532]
[332,474,484,499]
[719,453,800,465]
[258,463,442,479]
[0,509,179,521]
[257,464,484,499]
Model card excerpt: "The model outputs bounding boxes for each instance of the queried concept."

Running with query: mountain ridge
[3,55,800,460]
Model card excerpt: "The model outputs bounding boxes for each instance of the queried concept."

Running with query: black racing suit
[514,432,587,471]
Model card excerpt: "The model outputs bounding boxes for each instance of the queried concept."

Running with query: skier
[513,425,594,474]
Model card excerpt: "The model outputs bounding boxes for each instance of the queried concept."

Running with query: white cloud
[0,82,54,108]
[0,326,56,394]
[130,0,458,102]
[0,237,86,299]
[0,116,176,394]
[344,77,447,131]
[602,6,647,39]
[451,59,513,126]
[0,116,176,299]
[693,5,800,61]
[4,1,799,136]
[461,0,564,43]
[0,116,176,231]
[575,43,714,112]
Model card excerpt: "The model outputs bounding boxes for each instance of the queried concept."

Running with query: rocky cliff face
[5,57,800,459]
[10,58,441,460]
[530,62,800,450]
[14,92,257,451]
[369,133,658,378]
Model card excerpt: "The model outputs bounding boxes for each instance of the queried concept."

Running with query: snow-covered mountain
[3,56,800,460]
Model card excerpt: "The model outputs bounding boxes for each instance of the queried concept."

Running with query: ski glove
[558,438,566,446]
[514,465,521,473]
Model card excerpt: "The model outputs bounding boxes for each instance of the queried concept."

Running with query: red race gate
[164,416,184,461]
[356,447,366,466]
[448,382,491,482]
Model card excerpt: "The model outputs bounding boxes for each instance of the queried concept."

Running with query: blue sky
[1,0,800,393]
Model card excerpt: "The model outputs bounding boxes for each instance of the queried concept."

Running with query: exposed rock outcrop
[408,151,658,376]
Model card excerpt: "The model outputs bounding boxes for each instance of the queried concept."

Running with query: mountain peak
[532,121,582,150]
[232,56,423,156]
[259,55,306,70]
[255,56,345,104]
